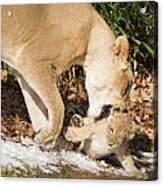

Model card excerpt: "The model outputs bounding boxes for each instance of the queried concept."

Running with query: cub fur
[65,111,141,176]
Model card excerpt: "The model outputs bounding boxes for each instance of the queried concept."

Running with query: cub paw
[70,114,84,127]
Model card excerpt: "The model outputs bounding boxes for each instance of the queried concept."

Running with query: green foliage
[93,2,157,72]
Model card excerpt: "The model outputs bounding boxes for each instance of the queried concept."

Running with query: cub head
[106,111,131,149]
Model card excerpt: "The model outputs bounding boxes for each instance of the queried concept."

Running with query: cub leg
[65,117,105,143]
[65,125,91,143]
[121,155,142,177]
[115,142,141,177]
[18,64,64,145]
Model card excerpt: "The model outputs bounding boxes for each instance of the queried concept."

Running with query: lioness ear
[113,35,129,60]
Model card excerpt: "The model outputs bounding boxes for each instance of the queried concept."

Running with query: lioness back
[2,4,93,70]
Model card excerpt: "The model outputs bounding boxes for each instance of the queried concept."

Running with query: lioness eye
[121,82,131,96]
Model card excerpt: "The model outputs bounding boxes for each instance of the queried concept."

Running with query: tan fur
[65,111,132,156]
[2,4,133,145]
[65,111,141,176]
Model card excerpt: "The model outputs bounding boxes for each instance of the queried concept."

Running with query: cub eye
[109,128,114,133]
[108,143,113,147]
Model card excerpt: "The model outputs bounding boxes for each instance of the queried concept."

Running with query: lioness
[1,4,133,145]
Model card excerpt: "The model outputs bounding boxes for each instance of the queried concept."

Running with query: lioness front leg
[35,80,64,145]
[18,62,64,145]
[17,75,49,133]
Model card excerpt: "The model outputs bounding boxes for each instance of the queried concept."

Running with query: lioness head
[86,35,133,117]
[105,35,133,109]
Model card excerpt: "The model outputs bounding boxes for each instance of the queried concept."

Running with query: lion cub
[65,110,141,176]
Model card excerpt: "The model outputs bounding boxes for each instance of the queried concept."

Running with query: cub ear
[113,35,129,60]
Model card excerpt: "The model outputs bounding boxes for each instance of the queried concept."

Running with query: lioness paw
[35,128,56,147]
